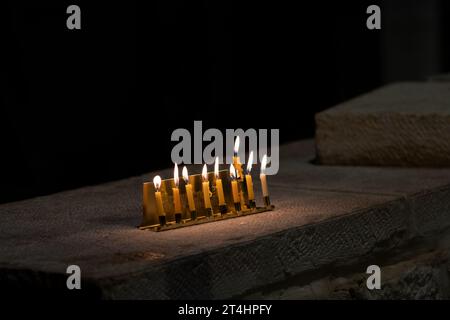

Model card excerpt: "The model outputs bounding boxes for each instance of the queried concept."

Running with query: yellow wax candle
[233,136,243,179]
[202,164,212,209]
[260,154,270,207]
[260,174,269,197]
[233,156,242,177]
[185,184,196,211]
[172,187,182,213]
[214,157,226,208]
[182,166,196,211]
[202,182,212,208]
[231,180,239,203]
[173,164,182,213]
[246,151,255,201]
[230,164,240,204]
[245,174,255,200]
[153,175,165,216]
[155,191,164,215]
[215,178,226,205]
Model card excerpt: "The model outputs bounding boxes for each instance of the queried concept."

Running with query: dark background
[1,0,449,204]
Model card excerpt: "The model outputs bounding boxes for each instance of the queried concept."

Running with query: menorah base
[139,205,275,232]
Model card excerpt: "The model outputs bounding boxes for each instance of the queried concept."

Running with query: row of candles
[152,137,271,225]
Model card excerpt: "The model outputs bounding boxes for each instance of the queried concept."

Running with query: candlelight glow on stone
[174,163,179,186]
[247,151,254,173]
[153,175,162,191]
[182,166,189,183]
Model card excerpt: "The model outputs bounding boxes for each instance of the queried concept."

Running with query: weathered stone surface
[278,140,450,196]
[1,139,450,299]
[315,82,450,167]
[244,251,450,300]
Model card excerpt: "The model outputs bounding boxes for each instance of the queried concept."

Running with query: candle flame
[153,175,162,191]
[234,136,240,155]
[230,164,236,179]
[247,151,254,173]
[182,166,189,183]
[174,163,179,186]
[202,164,208,181]
[261,154,268,174]
[214,157,220,178]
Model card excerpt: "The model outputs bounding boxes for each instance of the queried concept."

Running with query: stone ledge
[243,250,450,299]
[1,140,450,299]
[315,82,450,167]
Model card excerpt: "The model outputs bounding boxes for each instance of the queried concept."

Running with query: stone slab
[1,139,450,298]
[315,82,450,166]
[243,250,450,299]
[278,140,450,196]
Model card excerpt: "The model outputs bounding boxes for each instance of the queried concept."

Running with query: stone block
[315,82,450,166]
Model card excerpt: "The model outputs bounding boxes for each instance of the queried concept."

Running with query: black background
[1,0,449,204]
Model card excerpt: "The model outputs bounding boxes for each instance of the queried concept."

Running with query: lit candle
[245,151,256,209]
[153,175,166,226]
[230,164,241,212]
[214,157,227,214]
[232,136,247,208]
[260,154,271,206]
[182,166,197,220]
[173,163,182,223]
[202,164,213,217]
[232,136,243,179]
